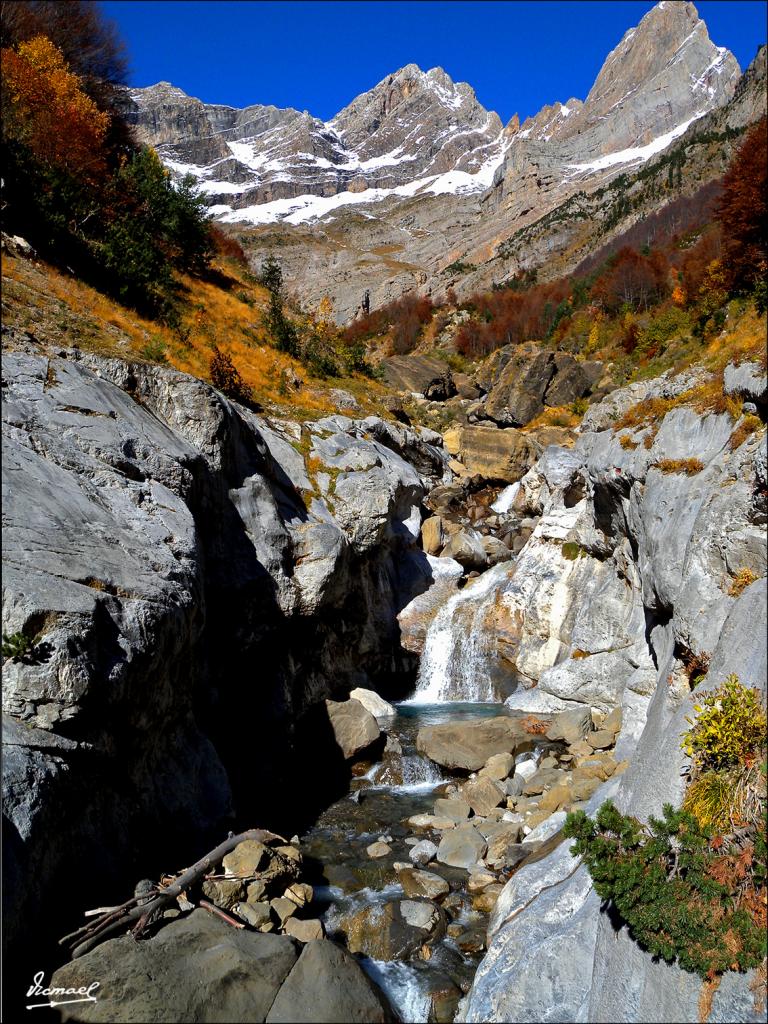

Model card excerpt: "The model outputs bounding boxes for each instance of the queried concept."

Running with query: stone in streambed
[285,882,313,908]
[266,939,393,1022]
[479,752,515,780]
[433,797,471,822]
[398,867,450,901]
[201,877,245,909]
[462,776,505,816]
[349,687,396,720]
[417,716,531,771]
[234,900,272,929]
[222,839,269,878]
[283,918,324,942]
[587,729,615,750]
[436,823,487,869]
[409,839,438,865]
[545,706,593,745]
[408,813,456,830]
[325,698,380,760]
[400,900,440,930]
[271,896,298,924]
[366,841,391,858]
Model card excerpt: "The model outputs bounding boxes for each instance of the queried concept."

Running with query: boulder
[223,840,270,878]
[461,776,506,817]
[479,752,515,780]
[400,899,440,930]
[586,729,615,750]
[422,515,445,555]
[266,939,393,1022]
[543,353,595,408]
[234,900,272,929]
[436,823,487,869]
[456,426,541,483]
[381,354,451,396]
[545,707,593,745]
[366,841,391,859]
[441,528,488,571]
[51,909,298,1022]
[398,867,450,900]
[348,688,396,721]
[483,348,557,427]
[325,699,380,760]
[334,900,427,962]
[417,717,530,771]
[409,839,439,865]
[433,797,471,822]
[283,918,324,943]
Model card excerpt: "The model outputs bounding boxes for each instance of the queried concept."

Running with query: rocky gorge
[2,299,766,1020]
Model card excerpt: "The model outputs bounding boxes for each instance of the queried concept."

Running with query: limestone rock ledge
[1,345,448,963]
[460,372,767,1023]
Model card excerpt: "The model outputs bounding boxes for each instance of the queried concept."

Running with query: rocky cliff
[454,365,767,1022]
[1,337,449,967]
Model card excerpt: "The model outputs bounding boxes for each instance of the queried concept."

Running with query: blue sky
[101,1,767,124]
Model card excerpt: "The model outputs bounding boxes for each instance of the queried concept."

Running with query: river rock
[271,896,298,924]
[417,717,530,771]
[422,515,445,555]
[336,900,427,961]
[223,840,270,878]
[545,707,593,745]
[400,899,440,930]
[586,729,615,749]
[409,839,439,865]
[234,900,272,929]
[521,811,567,848]
[325,698,380,760]
[479,752,515,780]
[366,841,391,859]
[348,688,396,720]
[283,918,324,943]
[51,909,299,1022]
[285,882,313,908]
[398,867,450,900]
[436,823,487,869]
[441,529,488,572]
[201,877,245,909]
[433,797,471,822]
[461,776,506,816]
[408,813,457,830]
[266,939,393,1022]
[455,426,541,483]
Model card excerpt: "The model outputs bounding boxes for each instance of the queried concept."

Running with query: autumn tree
[716,117,767,292]
[1,34,109,182]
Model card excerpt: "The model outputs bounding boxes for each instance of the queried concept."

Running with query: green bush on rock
[564,800,767,978]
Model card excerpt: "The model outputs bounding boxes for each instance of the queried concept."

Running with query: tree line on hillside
[0,0,232,323]
[342,117,766,362]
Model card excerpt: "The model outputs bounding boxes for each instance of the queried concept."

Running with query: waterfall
[406,562,511,703]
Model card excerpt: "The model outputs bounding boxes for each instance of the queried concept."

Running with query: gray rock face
[1,347,444,967]
[461,371,767,1022]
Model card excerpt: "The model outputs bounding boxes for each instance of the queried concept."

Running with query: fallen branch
[199,899,245,929]
[61,828,281,959]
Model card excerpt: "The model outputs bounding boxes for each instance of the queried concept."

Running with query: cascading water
[407,561,512,703]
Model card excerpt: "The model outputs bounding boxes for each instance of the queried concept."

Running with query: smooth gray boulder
[266,939,393,1023]
[51,910,298,1022]
[437,823,487,869]
[417,717,530,771]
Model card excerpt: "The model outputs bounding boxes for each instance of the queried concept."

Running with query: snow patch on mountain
[565,112,706,175]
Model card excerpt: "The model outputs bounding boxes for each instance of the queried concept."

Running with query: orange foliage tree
[716,117,767,292]
[1,34,109,182]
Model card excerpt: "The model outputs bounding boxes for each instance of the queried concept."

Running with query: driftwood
[60,828,282,959]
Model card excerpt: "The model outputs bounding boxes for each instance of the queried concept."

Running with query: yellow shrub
[728,567,758,597]
[682,675,767,771]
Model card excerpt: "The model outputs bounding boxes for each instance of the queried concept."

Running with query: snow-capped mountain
[123,1,762,319]
[125,2,738,224]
